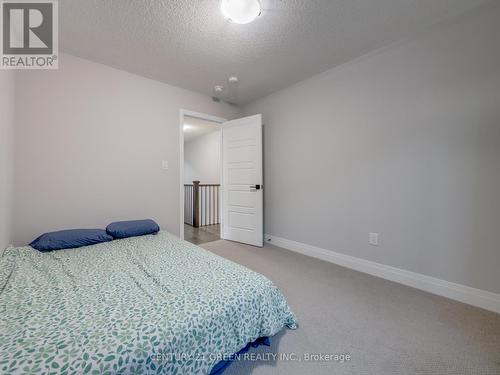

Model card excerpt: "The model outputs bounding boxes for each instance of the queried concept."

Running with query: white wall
[13,53,240,246]
[243,4,500,294]
[184,130,221,185]
[0,71,15,250]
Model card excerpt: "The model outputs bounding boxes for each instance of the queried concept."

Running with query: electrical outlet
[369,232,379,246]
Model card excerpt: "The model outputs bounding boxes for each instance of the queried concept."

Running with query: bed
[0,231,297,374]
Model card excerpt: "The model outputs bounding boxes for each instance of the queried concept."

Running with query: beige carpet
[201,240,500,375]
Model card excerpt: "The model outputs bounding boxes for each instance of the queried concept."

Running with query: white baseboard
[265,234,500,314]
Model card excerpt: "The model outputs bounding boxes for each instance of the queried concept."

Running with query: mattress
[0,231,297,374]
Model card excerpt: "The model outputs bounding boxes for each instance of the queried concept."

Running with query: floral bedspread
[0,231,297,374]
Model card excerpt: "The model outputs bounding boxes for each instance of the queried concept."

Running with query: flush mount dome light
[221,0,261,24]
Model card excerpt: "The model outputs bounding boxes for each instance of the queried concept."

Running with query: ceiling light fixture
[221,0,261,24]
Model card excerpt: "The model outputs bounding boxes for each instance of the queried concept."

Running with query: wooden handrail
[185,183,220,187]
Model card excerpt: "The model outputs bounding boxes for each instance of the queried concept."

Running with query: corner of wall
[0,70,16,250]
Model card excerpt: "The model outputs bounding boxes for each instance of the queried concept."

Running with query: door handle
[250,185,262,191]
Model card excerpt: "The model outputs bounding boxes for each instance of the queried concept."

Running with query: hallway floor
[184,224,220,245]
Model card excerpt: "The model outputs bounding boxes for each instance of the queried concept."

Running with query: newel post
[193,181,200,228]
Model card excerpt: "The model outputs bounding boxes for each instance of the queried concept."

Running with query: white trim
[181,110,227,124]
[219,123,225,240]
[218,129,224,239]
[265,234,500,314]
[179,109,226,240]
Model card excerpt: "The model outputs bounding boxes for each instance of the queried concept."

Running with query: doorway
[179,111,264,247]
[180,111,225,245]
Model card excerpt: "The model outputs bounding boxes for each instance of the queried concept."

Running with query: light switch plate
[369,232,379,246]
[161,160,169,170]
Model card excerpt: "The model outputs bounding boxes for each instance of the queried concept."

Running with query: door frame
[179,109,226,240]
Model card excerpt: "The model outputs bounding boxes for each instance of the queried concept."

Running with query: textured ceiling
[60,0,490,105]
[183,116,221,143]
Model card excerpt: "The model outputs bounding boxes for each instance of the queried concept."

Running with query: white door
[222,114,263,247]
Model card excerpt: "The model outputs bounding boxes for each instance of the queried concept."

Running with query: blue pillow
[106,219,160,239]
[30,229,113,252]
